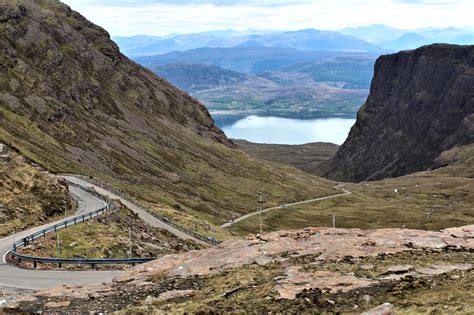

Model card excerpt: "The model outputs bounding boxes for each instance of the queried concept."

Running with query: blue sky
[61,0,474,36]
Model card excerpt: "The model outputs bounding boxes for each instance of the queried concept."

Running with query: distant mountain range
[114,28,384,57]
[114,25,473,119]
[150,62,369,118]
[115,25,474,57]
[340,24,474,50]
[135,46,377,76]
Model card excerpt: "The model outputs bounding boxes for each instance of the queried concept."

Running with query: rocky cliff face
[318,44,474,182]
[0,0,337,223]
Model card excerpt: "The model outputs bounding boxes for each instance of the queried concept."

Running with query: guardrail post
[34,261,37,269]
[58,262,62,268]
[90,213,93,219]
[65,221,67,228]
[74,218,77,225]
[43,230,46,237]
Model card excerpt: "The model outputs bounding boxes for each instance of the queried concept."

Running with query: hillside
[0,1,338,229]
[317,44,474,182]
[150,62,249,93]
[235,140,339,172]
[150,63,369,118]
[0,143,72,237]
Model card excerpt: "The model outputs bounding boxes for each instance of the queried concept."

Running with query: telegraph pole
[129,227,132,258]
[258,192,264,234]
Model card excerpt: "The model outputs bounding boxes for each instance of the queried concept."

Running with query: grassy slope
[235,140,339,173]
[0,147,72,237]
[230,146,474,235]
[18,206,203,267]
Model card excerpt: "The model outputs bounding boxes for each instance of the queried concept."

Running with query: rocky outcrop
[4,225,473,312]
[318,44,474,182]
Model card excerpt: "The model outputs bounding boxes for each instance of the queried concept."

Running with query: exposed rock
[113,225,474,283]
[275,266,375,299]
[318,44,474,182]
[44,300,71,308]
[156,290,193,302]
[362,302,394,315]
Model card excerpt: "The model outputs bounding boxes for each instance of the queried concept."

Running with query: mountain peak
[317,44,474,182]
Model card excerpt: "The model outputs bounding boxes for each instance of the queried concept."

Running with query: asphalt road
[221,188,352,228]
[62,176,208,246]
[0,187,122,291]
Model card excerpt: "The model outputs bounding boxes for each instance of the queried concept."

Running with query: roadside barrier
[57,173,221,246]
[9,182,158,268]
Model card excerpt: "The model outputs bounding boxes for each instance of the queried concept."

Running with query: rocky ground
[0,143,72,237]
[15,204,203,270]
[2,224,473,313]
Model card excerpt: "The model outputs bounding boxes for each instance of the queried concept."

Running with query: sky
[61,0,474,36]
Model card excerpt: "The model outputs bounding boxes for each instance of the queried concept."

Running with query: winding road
[221,187,352,228]
[62,176,208,245]
[0,187,121,291]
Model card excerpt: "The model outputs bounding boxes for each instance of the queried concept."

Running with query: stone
[362,302,394,315]
[69,241,78,248]
[156,290,193,302]
[44,301,71,308]
[254,256,273,266]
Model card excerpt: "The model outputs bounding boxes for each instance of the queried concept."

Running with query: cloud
[66,0,315,6]
[61,0,474,36]
[391,0,463,5]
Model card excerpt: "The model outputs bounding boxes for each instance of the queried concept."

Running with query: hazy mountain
[149,62,369,118]
[280,56,376,89]
[252,29,382,52]
[376,27,474,50]
[340,24,406,43]
[114,28,382,57]
[135,46,377,75]
[150,62,249,93]
[113,29,281,56]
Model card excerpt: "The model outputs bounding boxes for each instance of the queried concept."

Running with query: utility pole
[129,227,132,258]
[258,192,264,234]
[57,234,62,258]
[12,228,15,251]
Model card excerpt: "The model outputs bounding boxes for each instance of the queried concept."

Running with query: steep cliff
[0,0,337,225]
[318,44,474,182]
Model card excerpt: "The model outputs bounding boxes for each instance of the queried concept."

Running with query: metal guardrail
[9,182,158,268]
[57,173,221,246]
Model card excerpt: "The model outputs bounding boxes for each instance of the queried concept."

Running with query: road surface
[0,187,121,291]
[221,188,352,228]
[62,176,208,246]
